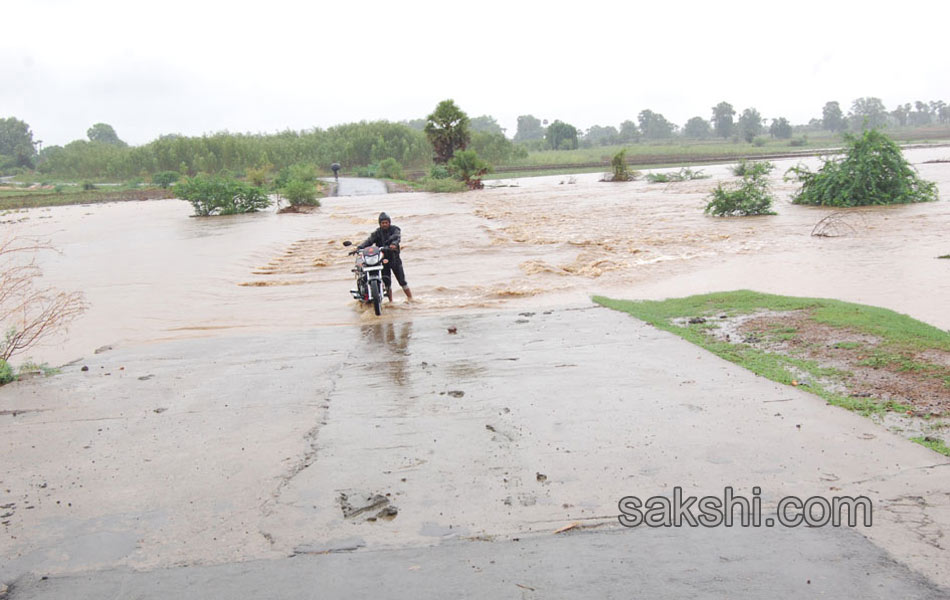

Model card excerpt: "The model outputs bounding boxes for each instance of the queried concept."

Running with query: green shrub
[152,171,180,188]
[788,136,807,147]
[752,136,767,147]
[0,359,13,385]
[81,181,96,191]
[429,165,451,179]
[175,174,271,216]
[705,161,776,216]
[53,184,65,193]
[732,159,773,177]
[787,129,937,207]
[378,158,404,180]
[281,179,320,206]
[447,149,491,189]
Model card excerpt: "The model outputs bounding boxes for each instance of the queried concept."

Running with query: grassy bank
[594,291,950,455]
[0,186,173,210]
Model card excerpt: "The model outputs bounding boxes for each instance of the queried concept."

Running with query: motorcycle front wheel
[370,279,382,316]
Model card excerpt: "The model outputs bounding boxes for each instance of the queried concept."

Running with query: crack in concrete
[257,350,354,546]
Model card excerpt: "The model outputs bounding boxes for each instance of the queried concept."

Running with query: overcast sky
[3,0,949,147]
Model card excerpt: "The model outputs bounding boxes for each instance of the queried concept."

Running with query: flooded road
[6,147,949,365]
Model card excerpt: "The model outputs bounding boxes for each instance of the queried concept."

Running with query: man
[358,212,412,302]
[331,162,341,181]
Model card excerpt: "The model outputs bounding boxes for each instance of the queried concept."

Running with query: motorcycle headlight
[364,254,381,265]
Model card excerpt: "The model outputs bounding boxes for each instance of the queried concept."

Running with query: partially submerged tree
[175,174,271,216]
[0,233,87,378]
[787,129,937,207]
[447,149,490,189]
[424,99,470,164]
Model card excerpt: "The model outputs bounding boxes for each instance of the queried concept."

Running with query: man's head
[378,212,391,229]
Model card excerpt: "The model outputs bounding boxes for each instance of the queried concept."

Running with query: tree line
[1,96,948,179]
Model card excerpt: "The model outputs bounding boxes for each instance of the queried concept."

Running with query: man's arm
[357,230,379,249]
[385,226,401,249]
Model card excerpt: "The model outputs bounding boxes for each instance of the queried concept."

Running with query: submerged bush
[175,174,271,216]
[705,161,776,217]
[645,167,709,183]
[787,130,937,207]
[609,149,634,182]
[732,159,773,177]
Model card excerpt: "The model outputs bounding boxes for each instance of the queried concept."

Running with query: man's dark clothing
[358,225,407,289]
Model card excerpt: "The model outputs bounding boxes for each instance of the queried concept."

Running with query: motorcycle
[343,241,388,315]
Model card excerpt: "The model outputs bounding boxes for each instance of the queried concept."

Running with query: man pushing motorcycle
[357,212,412,302]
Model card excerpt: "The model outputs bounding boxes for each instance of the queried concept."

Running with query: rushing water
[5,148,950,365]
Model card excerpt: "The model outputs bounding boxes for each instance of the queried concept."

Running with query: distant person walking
[331,162,341,181]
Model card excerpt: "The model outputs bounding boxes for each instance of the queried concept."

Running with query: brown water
[6,148,950,365]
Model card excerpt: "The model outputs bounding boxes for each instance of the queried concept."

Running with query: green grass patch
[939,254,950,259]
[593,290,947,415]
[910,436,950,457]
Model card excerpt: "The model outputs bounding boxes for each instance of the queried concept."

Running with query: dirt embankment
[720,311,950,416]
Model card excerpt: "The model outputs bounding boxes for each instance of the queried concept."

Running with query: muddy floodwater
[7,148,950,365]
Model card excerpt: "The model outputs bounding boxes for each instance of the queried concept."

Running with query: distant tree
[87,123,126,146]
[711,102,736,138]
[514,115,545,142]
[545,120,578,150]
[822,101,845,132]
[470,131,525,163]
[737,108,763,143]
[0,117,37,169]
[400,118,427,131]
[910,101,933,127]
[936,101,950,124]
[769,117,792,139]
[890,104,910,127]
[424,99,471,163]
[618,120,640,142]
[849,97,888,131]
[584,125,619,146]
[682,116,712,139]
[469,115,505,136]
[638,110,675,140]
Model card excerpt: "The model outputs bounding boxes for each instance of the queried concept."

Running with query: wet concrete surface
[2,307,948,596]
[9,526,948,599]
[334,177,388,196]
